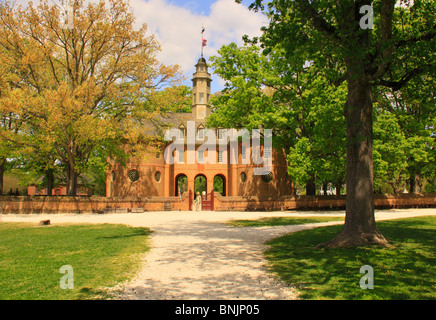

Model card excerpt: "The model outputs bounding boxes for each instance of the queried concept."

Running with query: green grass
[228,216,344,227]
[0,222,152,300]
[264,216,436,299]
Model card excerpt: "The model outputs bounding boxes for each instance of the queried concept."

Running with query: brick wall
[0,193,434,214]
[214,193,436,211]
[0,194,189,214]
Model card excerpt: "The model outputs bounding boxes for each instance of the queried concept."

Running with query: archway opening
[213,174,226,196]
[175,174,188,196]
[194,174,207,195]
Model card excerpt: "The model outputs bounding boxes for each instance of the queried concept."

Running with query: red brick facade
[106,57,294,202]
[106,144,293,199]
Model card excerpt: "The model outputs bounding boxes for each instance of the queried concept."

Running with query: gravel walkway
[2,208,435,300]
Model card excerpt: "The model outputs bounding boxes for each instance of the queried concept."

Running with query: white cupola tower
[191,57,212,120]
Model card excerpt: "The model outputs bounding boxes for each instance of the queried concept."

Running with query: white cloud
[7,0,267,91]
[131,0,267,91]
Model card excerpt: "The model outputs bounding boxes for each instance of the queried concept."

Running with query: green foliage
[373,110,409,193]
[194,175,207,194]
[209,41,348,193]
[213,175,225,195]
[376,71,435,193]
[211,0,435,196]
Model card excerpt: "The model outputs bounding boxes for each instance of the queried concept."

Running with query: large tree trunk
[66,164,78,196]
[322,182,328,195]
[335,182,342,195]
[318,78,389,248]
[46,168,54,196]
[0,157,5,195]
[306,175,316,196]
[409,168,421,194]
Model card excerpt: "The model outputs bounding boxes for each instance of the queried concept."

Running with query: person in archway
[194,191,202,211]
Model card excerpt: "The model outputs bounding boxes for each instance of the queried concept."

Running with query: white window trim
[198,149,204,163]
[197,127,205,140]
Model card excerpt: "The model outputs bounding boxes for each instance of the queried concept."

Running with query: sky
[10,0,268,93]
[129,0,268,92]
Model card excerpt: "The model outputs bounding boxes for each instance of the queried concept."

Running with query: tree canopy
[0,0,185,195]
[223,0,436,247]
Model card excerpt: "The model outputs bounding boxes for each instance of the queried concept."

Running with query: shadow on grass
[229,216,344,227]
[264,217,436,300]
[98,227,153,240]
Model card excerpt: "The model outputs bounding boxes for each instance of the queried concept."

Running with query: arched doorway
[194,174,207,195]
[175,174,188,196]
[214,174,226,196]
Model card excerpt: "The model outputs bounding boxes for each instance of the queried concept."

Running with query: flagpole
[201,27,204,57]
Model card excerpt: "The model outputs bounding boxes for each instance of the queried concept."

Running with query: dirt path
[2,208,435,299]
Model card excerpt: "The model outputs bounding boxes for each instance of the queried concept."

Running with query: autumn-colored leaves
[0,0,183,195]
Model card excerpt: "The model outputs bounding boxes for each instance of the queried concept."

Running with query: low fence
[0,194,189,214]
[0,193,434,214]
[214,193,436,211]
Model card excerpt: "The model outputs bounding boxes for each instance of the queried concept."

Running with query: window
[218,129,226,140]
[155,171,161,182]
[261,171,273,183]
[217,150,223,163]
[198,149,204,163]
[179,125,185,139]
[242,145,247,160]
[199,93,204,104]
[197,127,204,140]
[240,172,247,183]
[264,146,271,159]
[178,149,184,164]
[128,169,140,182]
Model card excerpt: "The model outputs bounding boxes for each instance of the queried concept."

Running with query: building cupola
[192,57,212,120]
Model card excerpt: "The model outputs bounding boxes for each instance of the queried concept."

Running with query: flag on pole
[201,26,206,57]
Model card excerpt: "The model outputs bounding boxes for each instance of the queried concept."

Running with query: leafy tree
[208,42,347,196]
[0,53,27,194]
[0,0,181,195]
[242,0,435,247]
[373,109,409,193]
[377,72,435,193]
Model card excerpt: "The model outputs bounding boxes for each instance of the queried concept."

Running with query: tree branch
[295,0,340,43]
[376,64,431,91]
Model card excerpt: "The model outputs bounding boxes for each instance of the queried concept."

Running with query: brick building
[106,57,293,204]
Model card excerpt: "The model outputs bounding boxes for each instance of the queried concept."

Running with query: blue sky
[129,0,268,92]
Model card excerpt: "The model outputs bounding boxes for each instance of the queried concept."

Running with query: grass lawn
[228,216,344,227]
[263,216,436,299]
[0,222,152,300]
